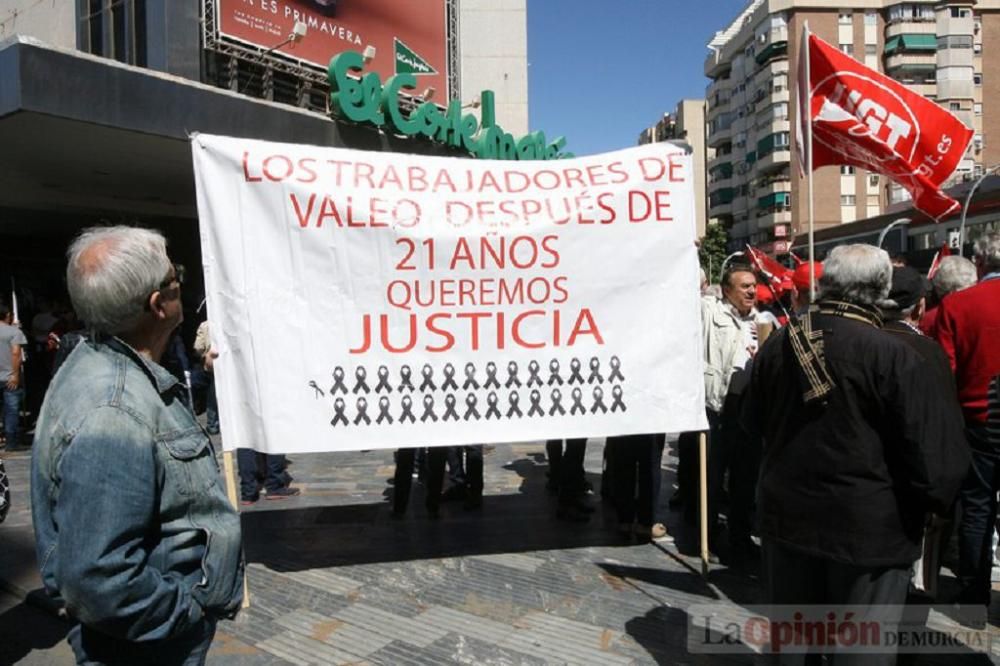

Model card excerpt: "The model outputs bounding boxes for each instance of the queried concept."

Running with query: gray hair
[66,226,171,335]
[974,231,1000,274]
[818,244,891,306]
[932,255,978,299]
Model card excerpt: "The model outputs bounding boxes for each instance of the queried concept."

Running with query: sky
[527,0,751,157]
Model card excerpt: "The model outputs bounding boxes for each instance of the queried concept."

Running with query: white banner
[192,135,707,453]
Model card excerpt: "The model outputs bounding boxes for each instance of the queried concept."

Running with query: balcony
[756,178,792,198]
[755,148,791,174]
[937,78,974,100]
[885,51,935,71]
[755,112,791,136]
[707,152,732,171]
[885,22,936,39]
[938,46,974,68]
[755,209,793,230]
[755,39,788,66]
[755,58,789,86]
[706,76,731,103]
[709,187,735,217]
[704,50,731,79]
[707,125,733,148]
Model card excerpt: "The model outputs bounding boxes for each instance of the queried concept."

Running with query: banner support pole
[699,432,709,578]
[804,24,817,302]
[222,449,251,609]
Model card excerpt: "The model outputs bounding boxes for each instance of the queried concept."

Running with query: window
[839,12,852,25]
[950,7,971,18]
[974,73,983,86]
[975,103,983,116]
[974,43,982,54]
[841,166,855,175]
[950,102,961,111]
[864,11,878,26]
[840,43,854,55]
[78,0,148,66]
[841,195,856,205]
[937,35,974,50]
[865,44,878,56]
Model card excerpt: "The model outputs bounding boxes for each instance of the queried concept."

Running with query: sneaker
[636,523,668,540]
[240,495,259,506]
[265,486,301,500]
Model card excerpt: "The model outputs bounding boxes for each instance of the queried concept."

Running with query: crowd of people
[0,223,996,664]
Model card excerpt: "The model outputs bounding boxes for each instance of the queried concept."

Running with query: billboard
[216,0,449,97]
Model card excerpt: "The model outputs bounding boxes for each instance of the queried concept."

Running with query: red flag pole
[803,23,817,302]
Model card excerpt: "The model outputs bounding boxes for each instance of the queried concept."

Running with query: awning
[886,34,937,54]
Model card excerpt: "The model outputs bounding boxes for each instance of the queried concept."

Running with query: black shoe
[266,486,300,500]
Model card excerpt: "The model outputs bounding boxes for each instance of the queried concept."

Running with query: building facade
[704,0,1000,254]
[638,99,709,237]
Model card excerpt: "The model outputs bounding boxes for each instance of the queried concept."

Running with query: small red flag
[927,242,953,279]
[800,29,973,220]
[745,245,793,292]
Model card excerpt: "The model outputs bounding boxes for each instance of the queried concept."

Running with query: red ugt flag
[798,27,973,219]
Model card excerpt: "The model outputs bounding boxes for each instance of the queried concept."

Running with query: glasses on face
[146,263,184,310]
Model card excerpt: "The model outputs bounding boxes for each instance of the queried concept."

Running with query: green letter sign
[328,52,573,161]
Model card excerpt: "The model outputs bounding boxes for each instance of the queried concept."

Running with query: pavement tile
[331,602,449,648]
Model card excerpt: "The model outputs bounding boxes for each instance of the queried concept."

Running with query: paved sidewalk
[2,439,998,664]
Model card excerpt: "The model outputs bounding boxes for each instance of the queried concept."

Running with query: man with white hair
[31,226,244,664]
[934,232,1000,610]
[921,255,978,335]
[743,244,968,654]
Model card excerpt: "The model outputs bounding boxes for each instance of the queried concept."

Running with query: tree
[699,222,729,285]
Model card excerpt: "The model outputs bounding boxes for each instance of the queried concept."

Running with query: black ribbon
[549,388,566,416]
[354,396,371,425]
[375,365,393,393]
[485,392,501,420]
[330,397,349,426]
[483,361,501,389]
[505,361,522,388]
[398,365,415,392]
[376,396,394,424]
[547,359,563,386]
[399,395,416,423]
[462,362,480,390]
[353,366,371,394]
[463,393,481,420]
[308,380,325,398]
[608,355,625,383]
[442,393,459,421]
[420,395,438,422]
[527,389,544,417]
[590,386,607,414]
[610,385,626,413]
[570,388,586,415]
[587,357,604,384]
[441,363,459,391]
[331,366,349,394]
[506,390,523,418]
[419,364,436,392]
[568,358,585,385]
[526,360,543,387]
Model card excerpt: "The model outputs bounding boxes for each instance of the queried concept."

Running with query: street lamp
[719,251,743,278]
[959,164,1000,258]
[877,218,911,250]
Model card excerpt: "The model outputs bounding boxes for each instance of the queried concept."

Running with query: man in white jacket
[701,262,759,563]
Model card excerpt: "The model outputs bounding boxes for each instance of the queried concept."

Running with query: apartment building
[704,0,1000,254]
[638,99,709,237]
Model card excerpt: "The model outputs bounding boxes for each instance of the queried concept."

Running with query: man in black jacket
[742,245,969,662]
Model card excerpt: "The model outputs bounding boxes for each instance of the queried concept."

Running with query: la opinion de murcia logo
[814,72,920,162]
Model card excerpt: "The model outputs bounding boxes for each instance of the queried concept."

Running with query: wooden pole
[699,431,710,578]
[222,449,251,609]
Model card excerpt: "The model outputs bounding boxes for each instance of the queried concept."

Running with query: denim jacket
[31,336,244,641]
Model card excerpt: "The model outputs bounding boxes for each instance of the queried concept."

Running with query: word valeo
[328,51,572,161]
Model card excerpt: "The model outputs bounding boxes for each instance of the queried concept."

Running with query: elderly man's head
[721,263,757,316]
[974,231,1000,276]
[932,255,978,300]
[67,226,181,336]
[818,244,892,306]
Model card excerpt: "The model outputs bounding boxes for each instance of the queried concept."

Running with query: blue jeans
[236,449,287,498]
[68,617,217,665]
[2,386,23,446]
[957,424,997,606]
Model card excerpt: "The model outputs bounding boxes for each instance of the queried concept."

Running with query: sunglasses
[146,264,185,310]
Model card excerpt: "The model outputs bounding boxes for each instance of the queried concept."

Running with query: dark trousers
[676,430,700,521]
[426,446,482,509]
[236,449,287,499]
[547,438,587,503]
[69,618,217,665]
[394,447,445,513]
[707,393,760,550]
[957,424,997,606]
[763,539,910,666]
[609,433,665,526]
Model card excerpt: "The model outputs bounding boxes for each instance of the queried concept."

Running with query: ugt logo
[813,72,920,162]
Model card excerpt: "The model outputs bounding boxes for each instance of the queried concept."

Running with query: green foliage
[699,222,729,284]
